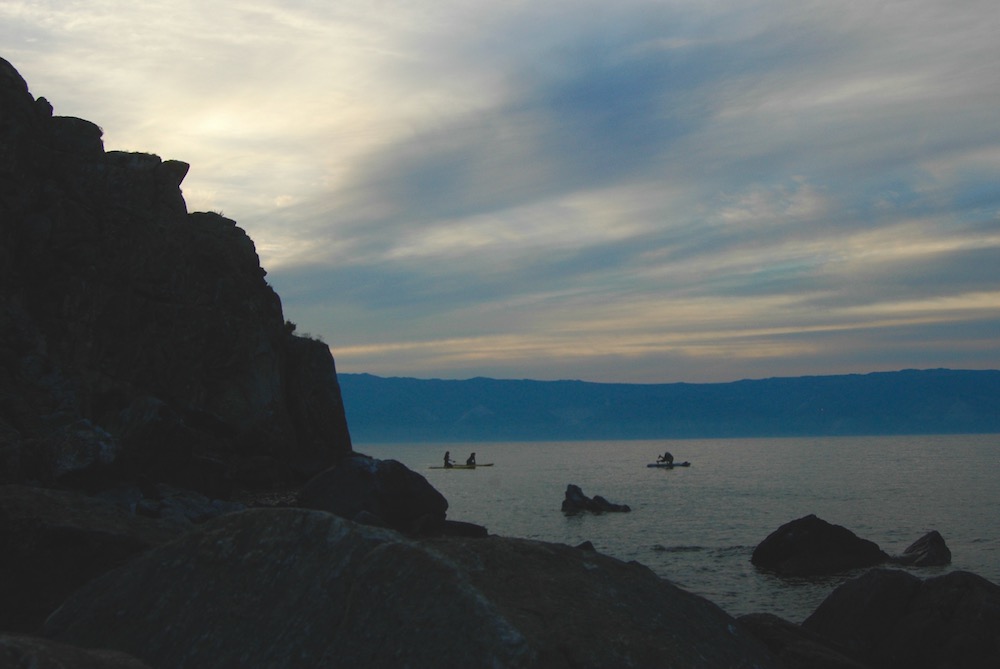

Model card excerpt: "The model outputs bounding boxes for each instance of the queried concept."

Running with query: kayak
[646,461,691,468]
[429,463,494,469]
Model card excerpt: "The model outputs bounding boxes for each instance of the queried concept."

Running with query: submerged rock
[43,508,779,669]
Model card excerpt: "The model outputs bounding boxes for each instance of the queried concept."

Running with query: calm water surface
[360,434,1000,623]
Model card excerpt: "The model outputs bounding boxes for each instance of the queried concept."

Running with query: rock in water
[43,508,780,668]
[751,514,888,576]
[561,483,631,513]
[891,529,952,567]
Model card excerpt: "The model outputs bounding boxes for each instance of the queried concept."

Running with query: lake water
[359,434,1000,623]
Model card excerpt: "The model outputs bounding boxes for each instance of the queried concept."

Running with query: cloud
[4,0,999,382]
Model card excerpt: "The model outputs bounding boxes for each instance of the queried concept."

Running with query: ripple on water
[651,544,705,553]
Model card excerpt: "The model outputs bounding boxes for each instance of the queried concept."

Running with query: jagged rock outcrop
[561,483,631,513]
[803,568,1000,669]
[42,508,780,668]
[0,56,352,493]
[751,514,890,576]
[890,529,951,567]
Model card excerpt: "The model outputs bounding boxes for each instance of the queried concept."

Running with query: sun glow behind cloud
[4,0,998,382]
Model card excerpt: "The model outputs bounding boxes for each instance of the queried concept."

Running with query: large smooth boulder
[43,508,780,669]
[424,532,771,667]
[299,454,449,534]
[803,568,1000,669]
[0,484,184,633]
[751,514,888,576]
[0,634,154,669]
[561,483,631,513]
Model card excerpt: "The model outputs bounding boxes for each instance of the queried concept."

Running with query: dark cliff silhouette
[0,57,352,494]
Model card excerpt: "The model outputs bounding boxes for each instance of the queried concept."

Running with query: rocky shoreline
[2,56,998,667]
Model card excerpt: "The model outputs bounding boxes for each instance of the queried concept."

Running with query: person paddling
[443,451,454,468]
[466,452,476,466]
[656,451,674,465]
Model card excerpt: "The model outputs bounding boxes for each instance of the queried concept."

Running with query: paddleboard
[429,463,495,469]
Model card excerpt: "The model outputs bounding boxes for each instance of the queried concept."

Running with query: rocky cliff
[0,56,352,495]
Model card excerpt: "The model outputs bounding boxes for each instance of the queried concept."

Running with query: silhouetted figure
[444,451,454,468]
[657,451,674,465]
[466,452,476,466]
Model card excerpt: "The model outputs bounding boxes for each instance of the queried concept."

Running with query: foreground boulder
[0,484,185,633]
[803,568,1000,669]
[43,508,779,668]
[751,514,889,576]
[298,454,452,534]
[561,483,631,513]
[737,613,869,669]
[0,633,154,669]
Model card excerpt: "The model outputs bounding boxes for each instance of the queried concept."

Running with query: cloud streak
[4,0,998,382]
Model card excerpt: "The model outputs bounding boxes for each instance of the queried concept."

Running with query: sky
[3,0,999,384]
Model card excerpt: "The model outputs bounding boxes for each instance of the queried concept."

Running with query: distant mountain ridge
[339,369,1000,443]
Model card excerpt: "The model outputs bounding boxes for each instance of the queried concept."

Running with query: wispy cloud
[4,0,998,382]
